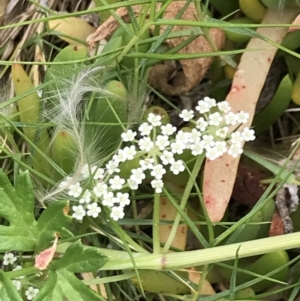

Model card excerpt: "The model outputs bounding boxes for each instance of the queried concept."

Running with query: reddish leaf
[203,9,299,222]
[35,235,58,270]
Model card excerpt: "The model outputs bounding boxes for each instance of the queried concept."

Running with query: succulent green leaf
[253,75,292,134]
[43,45,88,106]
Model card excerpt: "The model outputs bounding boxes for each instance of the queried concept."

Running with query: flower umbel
[61,97,255,223]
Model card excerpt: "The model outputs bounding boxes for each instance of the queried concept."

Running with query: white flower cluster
[2,254,39,299]
[60,97,255,222]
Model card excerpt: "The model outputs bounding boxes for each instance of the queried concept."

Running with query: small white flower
[87,203,101,218]
[93,182,108,197]
[217,101,231,113]
[93,168,105,180]
[225,112,239,125]
[160,150,175,165]
[12,280,21,291]
[151,179,164,193]
[127,178,139,190]
[115,192,130,207]
[228,144,243,158]
[3,253,17,265]
[138,122,153,136]
[236,111,249,124]
[155,135,170,150]
[176,130,192,145]
[147,113,162,127]
[190,128,202,142]
[206,146,221,161]
[115,147,135,163]
[204,96,216,108]
[230,131,244,144]
[139,158,155,170]
[102,191,115,207]
[25,287,39,300]
[216,127,229,138]
[170,140,185,154]
[106,159,120,175]
[241,127,255,141]
[195,100,210,114]
[161,123,177,136]
[121,129,137,142]
[150,164,166,179]
[123,145,137,161]
[58,176,73,189]
[202,135,215,149]
[110,206,125,221]
[208,112,223,126]
[79,190,92,204]
[81,165,99,179]
[72,205,86,220]
[68,182,82,198]
[130,168,146,184]
[109,175,125,190]
[190,140,204,156]
[196,117,208,132]
[179,109,194,122]
[170,160,185,175]
[138,137,154,151]
[214,141,227,156]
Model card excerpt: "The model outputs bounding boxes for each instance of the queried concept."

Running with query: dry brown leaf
[269,212,285,236]
[203,8,300,223]
[88,2,225,95]
[0,0,9,25]
[81,273,112,299]
[148,2,225,95]
[188,267,216,295]
[87,4,161,47]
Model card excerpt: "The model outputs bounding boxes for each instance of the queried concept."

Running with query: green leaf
[33,271,63,301]
[43,45,88,108]
[253,75,293,134]
[36,201,73,252]
[53,240,108,273]
[0,170,72,252]
[56,269,105,301]
[0,170,38,251]
[34,270,106,301]
[0,270,23,301]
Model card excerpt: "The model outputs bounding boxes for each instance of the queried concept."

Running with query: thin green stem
[162,154,205,253]
[192,264,209,300]
[153,192,161,253]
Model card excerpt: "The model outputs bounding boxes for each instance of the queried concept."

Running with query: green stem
[162,154,205,253]
[5,266,37,279]
[57,232,300,271]
[192,264,209,300]
[153,192,161,253]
